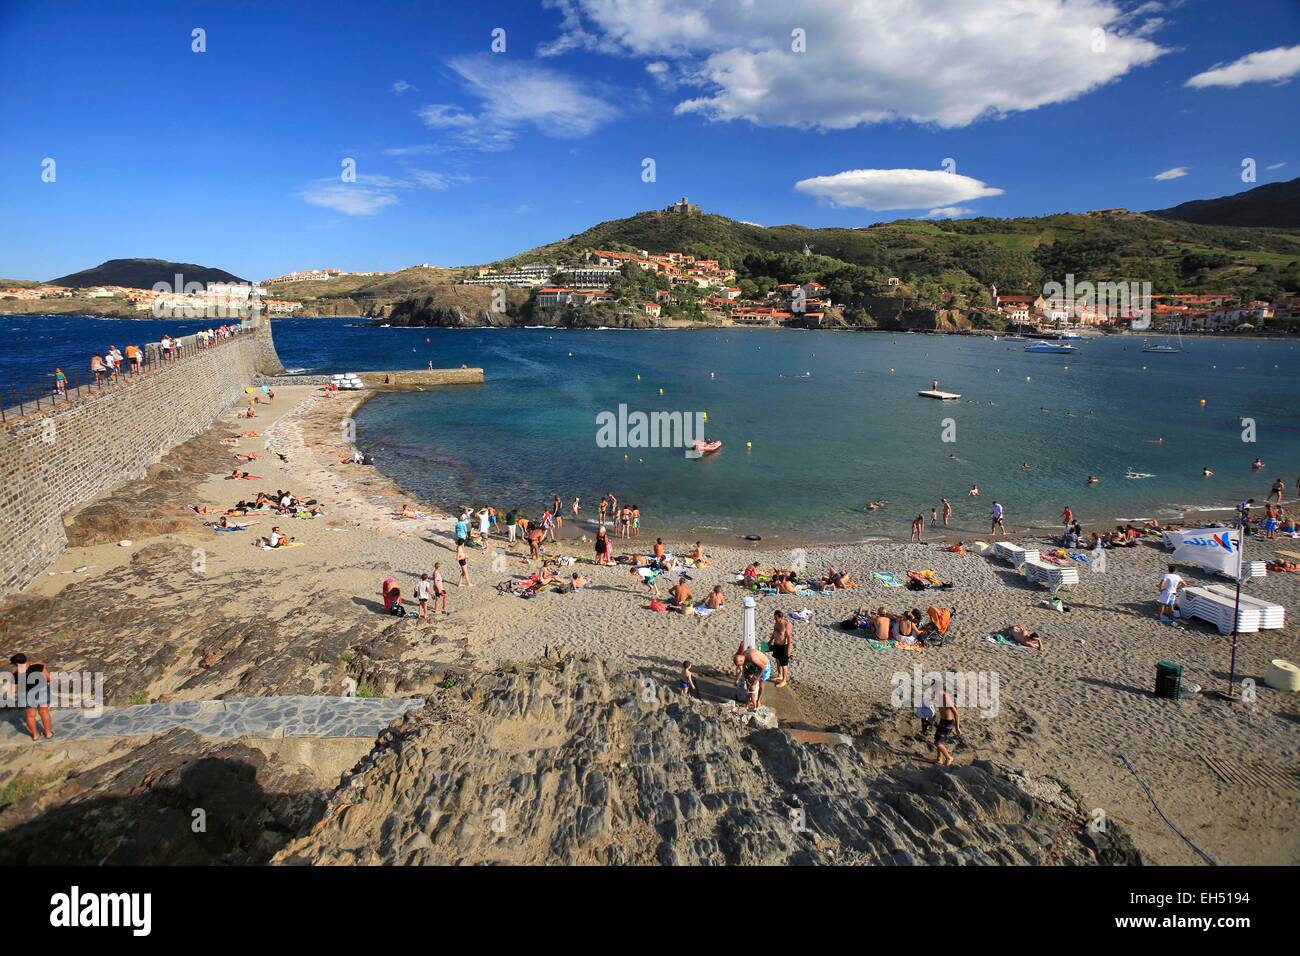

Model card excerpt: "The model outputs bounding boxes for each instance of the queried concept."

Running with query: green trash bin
[1155,660,1183,700]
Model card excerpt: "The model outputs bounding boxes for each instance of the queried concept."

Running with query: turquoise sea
[5,316,1299,541]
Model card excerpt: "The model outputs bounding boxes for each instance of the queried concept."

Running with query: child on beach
[679,661,697,697]
[415,573,433,622]
[433,562,448,614]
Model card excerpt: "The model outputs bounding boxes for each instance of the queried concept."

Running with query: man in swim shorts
[770,610,793,687]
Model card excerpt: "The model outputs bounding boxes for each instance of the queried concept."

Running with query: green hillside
[498,206,1300,308]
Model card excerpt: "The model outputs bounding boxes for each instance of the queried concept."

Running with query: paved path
[2,695,423,743]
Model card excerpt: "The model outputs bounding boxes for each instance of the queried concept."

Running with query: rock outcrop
[0,729,323,865]
[275,656,1137,866]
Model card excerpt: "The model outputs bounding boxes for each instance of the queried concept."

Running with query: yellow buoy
[636,374,641,381]
[624,454,628,460]
[1200,399,1206,405]
[702,412,708,420]
[1026,376,1031,381]
[889,368,894,373]
[659,388,664,396]
[746,441,753,449]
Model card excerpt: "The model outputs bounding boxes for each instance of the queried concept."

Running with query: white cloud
[392,80,416,94]
[542,0,1167,129]
[300,181,398,216]
[407,58,619,154]
[924,206,978,219]
[299,170,468,215]
[1153,166,1188,180]
[794,169,1004,212]
[1266,162,1287,171]
[1186,45,1300,89]
[448,56,619,138]
[416,104,477,129]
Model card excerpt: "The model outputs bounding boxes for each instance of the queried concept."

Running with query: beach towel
[691,606,716,617]
[864,639,892,652]
[871,571,903,588]
[759,586,777,595]
[1068,551,1091,564]
[262,541,304,551]
[789,609,813,622]
[982,633,1028,648]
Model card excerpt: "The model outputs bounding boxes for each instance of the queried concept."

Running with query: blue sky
[1,0,1298,281]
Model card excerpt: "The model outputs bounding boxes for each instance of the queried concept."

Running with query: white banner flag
[1164,527,1244,577]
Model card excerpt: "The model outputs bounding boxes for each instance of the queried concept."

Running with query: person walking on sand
[552,495,564,539]
[415,573,433,623]
[1061,505,1073,528]
[991,501,1006,538]
[770,610,793,687]
[1270,477,1285,506]
[679,661,697,697]
[941,498,952,527]
[506,506,519,546]
[1158,564,1185,621]
[456,539,472,587]
[433,562,448,614]
[910,514,924,543]
[934,688,960,766]
[571,496,581,525]
[10,654,53,741]
[477,507,493,554]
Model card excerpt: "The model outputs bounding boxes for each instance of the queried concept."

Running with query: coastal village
[3,198,1298,333]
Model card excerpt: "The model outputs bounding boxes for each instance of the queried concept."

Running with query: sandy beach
[2,383,1297,865]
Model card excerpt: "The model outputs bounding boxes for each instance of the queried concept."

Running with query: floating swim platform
[918,390,961,401]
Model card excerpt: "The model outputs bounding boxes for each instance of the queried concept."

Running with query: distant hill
[49,258,246,288]
[497,204,1300,307]
[1150,177,1300,229]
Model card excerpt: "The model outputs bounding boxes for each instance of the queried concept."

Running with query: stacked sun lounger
[1205,584,1286,630]
[992,542,1039,567]
[1180,587,1263,634]
[1021,556,1079,591]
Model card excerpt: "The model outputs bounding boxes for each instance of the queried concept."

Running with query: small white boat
[1025,342,1077,354]
[1142,344,1181,353]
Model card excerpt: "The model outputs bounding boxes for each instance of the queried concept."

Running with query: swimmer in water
[1087,476,1099,484]
[1203,466,1214,477]
[1252,457,1264,470]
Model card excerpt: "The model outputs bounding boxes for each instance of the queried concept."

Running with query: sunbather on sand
[227,469,262,480]
[1000,624,1043,651]
[703,585,725,609]
[690,542,711,567]
[668,577,692,608]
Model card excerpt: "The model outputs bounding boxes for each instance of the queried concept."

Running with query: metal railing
[1,325,253,425]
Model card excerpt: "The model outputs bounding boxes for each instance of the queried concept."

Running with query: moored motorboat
[1024,342,1077,353]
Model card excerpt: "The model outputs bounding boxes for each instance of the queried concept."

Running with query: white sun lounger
[1180,587,1262,635]
[1214,560,1268,581]
[1204,585,1285,629]
[1021,557,1079,592]
[993,542,1039,567]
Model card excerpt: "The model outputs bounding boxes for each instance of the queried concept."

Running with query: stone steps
[2,694,422,743]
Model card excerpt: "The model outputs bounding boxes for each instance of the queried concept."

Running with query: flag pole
[1227,527,1244,699]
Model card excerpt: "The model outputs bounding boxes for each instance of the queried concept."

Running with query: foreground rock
[276,656,1138,865]
[0,729,323,865]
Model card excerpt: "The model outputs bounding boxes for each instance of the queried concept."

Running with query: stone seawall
[0,321,283,597]
[257,368,484,389]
